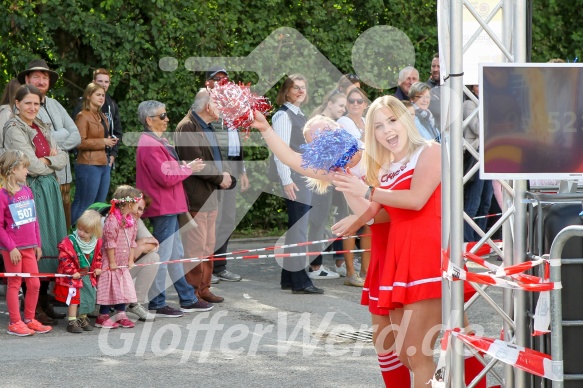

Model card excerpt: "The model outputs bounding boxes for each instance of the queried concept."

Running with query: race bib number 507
[9,199,36,226]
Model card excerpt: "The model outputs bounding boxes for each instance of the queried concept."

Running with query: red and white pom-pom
[209,79,272,133]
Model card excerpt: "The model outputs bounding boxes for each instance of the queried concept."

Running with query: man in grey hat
[19,59,81,230]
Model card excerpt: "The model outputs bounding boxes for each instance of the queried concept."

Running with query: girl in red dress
[55,209,103,333]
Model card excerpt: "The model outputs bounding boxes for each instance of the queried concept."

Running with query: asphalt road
[0,236,506,388]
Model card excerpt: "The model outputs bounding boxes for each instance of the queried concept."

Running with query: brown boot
[35,306,57,326]
[199,291,224,303]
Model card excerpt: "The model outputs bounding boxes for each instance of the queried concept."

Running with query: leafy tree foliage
[1,0,441,230]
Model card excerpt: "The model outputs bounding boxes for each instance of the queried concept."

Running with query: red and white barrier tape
[442,250,559,292]
[217,233,370,258]
[0,272,71,279]
[431,330,563,386]
[0,248,370,277]
[443,250,557,335]
[131,248,370,268]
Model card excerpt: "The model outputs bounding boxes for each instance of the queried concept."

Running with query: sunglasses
[348,98,364,105]
[149,112,168,120]
[346,73,360,81]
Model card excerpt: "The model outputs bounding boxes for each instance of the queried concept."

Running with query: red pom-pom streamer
[209,79,272,133]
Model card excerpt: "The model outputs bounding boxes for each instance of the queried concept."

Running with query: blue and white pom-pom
[300,128,360,173]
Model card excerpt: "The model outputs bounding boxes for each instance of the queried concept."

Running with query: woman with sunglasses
[409,82,440,143]
[136,100,208,317]
[337,87,368,143]
[71,83,119,225]
[336,87,371,285]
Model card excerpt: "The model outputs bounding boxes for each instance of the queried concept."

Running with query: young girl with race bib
[55,209,103,333]
[0,150,52,336]
[95,185,141,329]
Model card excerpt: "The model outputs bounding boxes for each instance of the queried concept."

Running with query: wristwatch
[364,186,373,200]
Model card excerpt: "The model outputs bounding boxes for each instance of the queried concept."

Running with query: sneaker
[78,316,94,331]
[154,305,184,318]
[181,300,214,312]
[211,274,221,284]
[114,312,135,328]
[95,314,119,329]
[215,270,242,282]
[308,265,340,279]
[66,319,83,334]
[128,303,154,322]
[334,262,347,277]
[344,273,365,287]
[26,318,52,333]
[7,321,35,337]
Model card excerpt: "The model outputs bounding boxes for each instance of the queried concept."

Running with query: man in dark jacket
[427,53,442,130]
[175,89,234,304]
[72,68,123,166]
[394,66,419,101]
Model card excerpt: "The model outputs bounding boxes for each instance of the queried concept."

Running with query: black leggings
[99,304,126,314]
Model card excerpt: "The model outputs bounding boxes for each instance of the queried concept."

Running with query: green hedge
[2,0,444,230]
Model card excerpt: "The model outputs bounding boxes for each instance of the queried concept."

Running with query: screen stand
[558,180,578,194]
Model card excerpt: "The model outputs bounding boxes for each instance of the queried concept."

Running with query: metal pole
[450,0,465,386]
[513,1,529,387]
[501,0,516,386]
[548,226,583,388]
[502,183,515,387]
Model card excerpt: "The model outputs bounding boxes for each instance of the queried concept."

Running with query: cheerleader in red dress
[95,185,142,329]
[333,96,477,388]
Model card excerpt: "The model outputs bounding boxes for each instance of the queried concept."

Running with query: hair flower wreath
[109,194,143,211]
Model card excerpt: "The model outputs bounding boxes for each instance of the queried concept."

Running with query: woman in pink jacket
[135,100,213,318]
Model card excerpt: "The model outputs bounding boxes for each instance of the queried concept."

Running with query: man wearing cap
[18,59,81,230]
[205,66,247,284]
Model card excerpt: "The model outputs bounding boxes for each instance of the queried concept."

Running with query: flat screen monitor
[480,63,583,180]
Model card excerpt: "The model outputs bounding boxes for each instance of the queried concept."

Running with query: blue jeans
[71,163,110,225]
[464,179,493,242]
[281,172,314,290]
[148,215,197,309]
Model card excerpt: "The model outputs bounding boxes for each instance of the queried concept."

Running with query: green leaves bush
[2,0,444,230]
